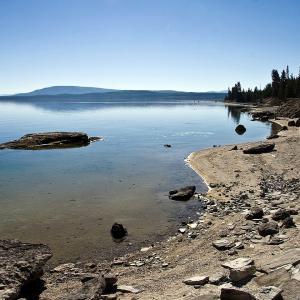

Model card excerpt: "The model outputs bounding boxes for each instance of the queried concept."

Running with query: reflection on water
[0,101,271,263]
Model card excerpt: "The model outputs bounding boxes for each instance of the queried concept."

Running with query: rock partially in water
[0,239,52,300]
[169,186,196,201]
[243,143,275,154]
[235,124,246,135]
[111,223,128,239]
[0,132,102,150]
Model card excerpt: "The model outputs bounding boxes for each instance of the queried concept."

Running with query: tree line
[225,66,300,102]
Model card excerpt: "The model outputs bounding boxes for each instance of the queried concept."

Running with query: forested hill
[225,66,300,103]
[0,90,226,103]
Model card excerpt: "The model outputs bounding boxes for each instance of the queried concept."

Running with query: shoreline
[1,108,299,299]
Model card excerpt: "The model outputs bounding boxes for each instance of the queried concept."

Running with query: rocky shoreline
[0,109,299,299]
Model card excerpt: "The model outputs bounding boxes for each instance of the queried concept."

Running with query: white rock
[117,285,140,294]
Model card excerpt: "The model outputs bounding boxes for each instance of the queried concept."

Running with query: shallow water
[0,101,271,263]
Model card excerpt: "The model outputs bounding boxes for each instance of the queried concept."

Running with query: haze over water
[0,100,271,263]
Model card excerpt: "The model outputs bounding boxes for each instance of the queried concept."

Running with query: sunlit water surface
[0,101,271,263]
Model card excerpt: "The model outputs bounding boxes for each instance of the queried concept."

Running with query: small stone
[183,276,209,286]
[117,285,140,294]
[212,239,235,251]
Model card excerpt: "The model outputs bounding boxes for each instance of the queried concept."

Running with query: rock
[222,257,255,283]
[295,118,300,127]
[111,223,127,239]
[103,274,118,291]
[212,239,235,251]
[169,186,196,201]
[243,143,275,154]
[266,134,279,140]
[258,221,279,237]
[230,145,238,151]
[257,248,300,273]
[209,273,228,285]
[280,125,288,131]
[220,286,256,300]
[288,120,296,126]
[281,216,295,228]
[117,285,140,294]
[183,276,209,286]
[0,132,101,150]
[245,207,264,220]
[41,273,106,300]
[0,239,52,300]
[255,286,283,300]
[272,208,290,221]
[164,144,171,148]
[235,124,246,135]
[52,263,76,273]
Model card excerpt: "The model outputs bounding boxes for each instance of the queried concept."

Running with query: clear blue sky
[0,0,299,94]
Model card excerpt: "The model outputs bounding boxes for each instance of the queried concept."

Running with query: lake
[0,101,272,263]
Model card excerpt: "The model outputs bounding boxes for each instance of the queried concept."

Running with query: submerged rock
[243,143,275,154]
[111,223,128,239]
[0,132,102,150]
[169,186,196,201]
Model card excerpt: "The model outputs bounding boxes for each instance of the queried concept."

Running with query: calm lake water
[0,101,271,263]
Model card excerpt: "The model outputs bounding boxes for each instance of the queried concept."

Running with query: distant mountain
[15,86,118,96]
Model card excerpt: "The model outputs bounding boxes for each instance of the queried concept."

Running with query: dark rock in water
[288,120,296,126]
[0,132,102,150]
[245,207,264,220]
[111,223,127,239]
[169,186,196,201]
[243,143,275,154]
[164,144,172,148]
[235,124,246,135]
[272,208,290,221]
[258,221,279,236]
[281,216,295,228]
[0,239,52,300]
[266,134,279,140]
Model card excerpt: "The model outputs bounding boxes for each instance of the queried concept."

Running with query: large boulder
[235,124,246,135]
[272,208,290,221]
[0,132,102,150]
[258,221,279,237]
[221,257,256,283]
[169,186,196,201]
[243,143,275,154]
[111,223,127,239]
[245,207,264,220]
[0,239,52,300]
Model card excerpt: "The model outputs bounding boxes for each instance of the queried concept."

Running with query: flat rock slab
[0,239,52,300]
[220,285,282,300]
[183,276,209,286]
[257,248,300,273]
[40,263,106,300]
[243,143,275,154]
[222,257,254,270]
[0,132,102,150]
[212,239,235,250]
